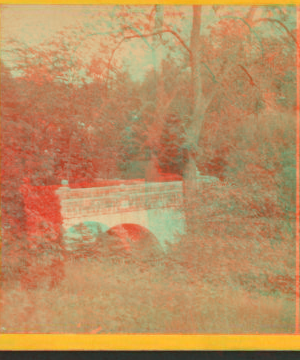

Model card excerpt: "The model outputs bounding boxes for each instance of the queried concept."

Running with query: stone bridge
[56,176,219,251]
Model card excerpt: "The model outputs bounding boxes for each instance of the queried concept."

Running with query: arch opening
[106,223,163,261]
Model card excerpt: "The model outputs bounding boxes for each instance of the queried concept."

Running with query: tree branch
[254,18,297,45]
[104,28,191,94]
[122,29,191,56]
[238,64,256,87]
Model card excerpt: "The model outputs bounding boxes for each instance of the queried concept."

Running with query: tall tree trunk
[146,5,164,182]
[183,5,205,233]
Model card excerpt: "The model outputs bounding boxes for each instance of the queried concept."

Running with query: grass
[0,253,295,334]
[0,180,296,334]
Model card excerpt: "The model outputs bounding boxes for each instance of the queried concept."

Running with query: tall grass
[0,252,294,334]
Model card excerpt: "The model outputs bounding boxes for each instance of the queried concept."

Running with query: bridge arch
[106,223,162,259]
[62,207,185,251]
[62,220,163,258]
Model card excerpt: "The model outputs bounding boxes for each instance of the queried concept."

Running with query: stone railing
[56,176,219,218]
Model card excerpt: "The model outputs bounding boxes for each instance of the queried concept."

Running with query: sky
[1,5,95,46]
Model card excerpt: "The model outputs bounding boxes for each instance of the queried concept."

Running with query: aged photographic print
[0,5,298,334]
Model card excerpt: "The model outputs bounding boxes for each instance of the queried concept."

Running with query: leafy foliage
[0,6,297,313]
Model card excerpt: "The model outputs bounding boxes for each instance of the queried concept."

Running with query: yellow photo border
[0,0,299,350]
[0,334,300,350]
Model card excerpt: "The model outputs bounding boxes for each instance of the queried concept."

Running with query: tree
[157,113,187,176]
[1,5,296,250]
[1,62,28,277]
[72,5,296,232]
